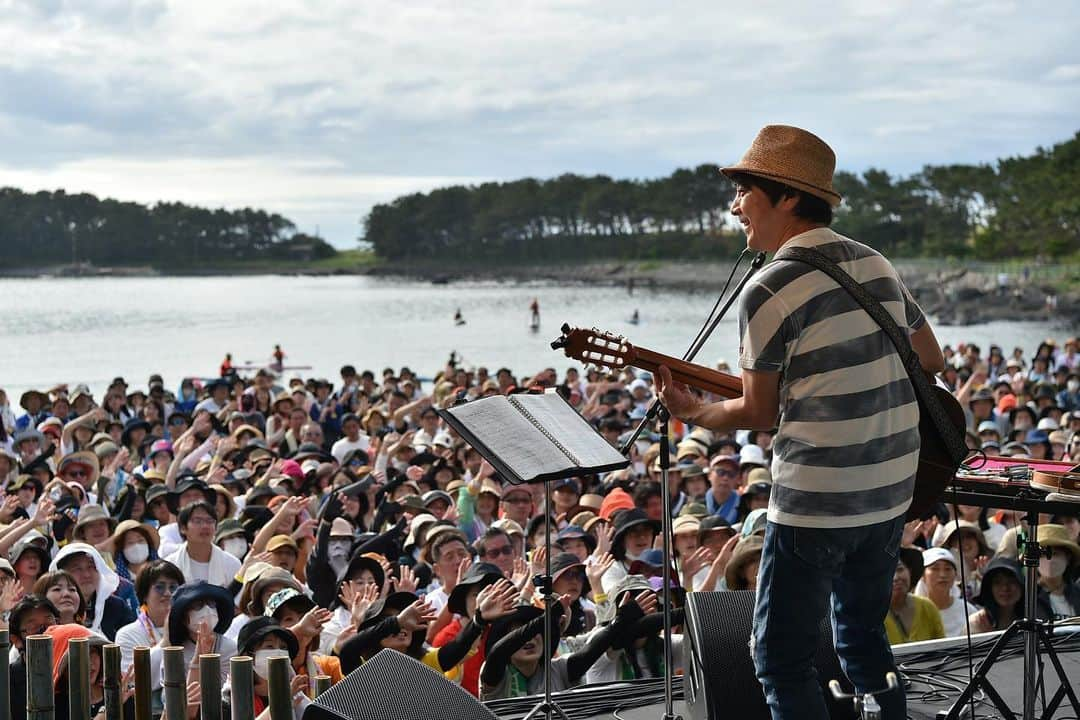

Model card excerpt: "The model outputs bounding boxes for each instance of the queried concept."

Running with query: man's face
[183,508,217,544]
[731,181,794,252]
[271,549,298,572]
[62,463,94,489]
[289,409,306,431]
[343,420,361,440]
[420,413,438,435]
[710,462,738,496]
[482,535,516,575]
[434,540,469,581]
[15,608,57,650]
[62,554,100,600]
[301,424,324,445]
[80,519,111,546]
[501,492,532,524]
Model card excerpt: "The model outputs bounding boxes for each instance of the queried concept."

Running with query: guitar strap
[773,246,969,468]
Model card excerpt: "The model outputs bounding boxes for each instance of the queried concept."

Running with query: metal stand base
[936,619,1080,720]
[939,509,1080,720]
[521,478,572,720]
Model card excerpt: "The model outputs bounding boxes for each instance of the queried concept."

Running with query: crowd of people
[0,335,1077,719]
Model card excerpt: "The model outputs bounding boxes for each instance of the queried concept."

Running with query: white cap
[628,378,649,393]
[1036,417,1059,431]
[922,546,957,570]
[739,444,768,467]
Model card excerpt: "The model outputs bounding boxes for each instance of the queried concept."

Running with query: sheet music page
[448,395,573,481]
[510,392,628,470]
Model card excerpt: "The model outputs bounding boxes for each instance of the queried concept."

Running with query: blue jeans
[752,516,907,720]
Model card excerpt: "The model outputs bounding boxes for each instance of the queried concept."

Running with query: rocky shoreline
[364,259,1080,327]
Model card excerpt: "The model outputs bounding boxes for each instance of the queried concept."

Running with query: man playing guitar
[656,126,945,720]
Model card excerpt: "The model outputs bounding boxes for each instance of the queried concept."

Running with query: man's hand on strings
[655,366,702,422]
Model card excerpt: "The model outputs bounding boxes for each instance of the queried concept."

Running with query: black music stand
[938,491,1080,720]
[438,395,629,720]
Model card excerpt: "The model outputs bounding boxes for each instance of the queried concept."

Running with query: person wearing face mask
[233,616,310,720]
[214,518,250,560]
[306,495,361,609]
[601,509,660,594]
[114,560,185,673]
[150,581,236,694]
[1034,524,1080,621]
[108,520,160,586]
[264,587,343,689]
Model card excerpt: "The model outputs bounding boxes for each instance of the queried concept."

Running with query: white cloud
[0,0,1077,247]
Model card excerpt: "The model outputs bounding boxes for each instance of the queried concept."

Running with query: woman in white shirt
[114,559,185,672]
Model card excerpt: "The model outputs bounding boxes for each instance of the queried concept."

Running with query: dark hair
[32,570,87,623]
[633,483,662,508]
[10,594,60,642]
[429,530,469,563]
[178,500,217,537]
[727,171,833,225]
[474,527,512,559]
[134,560,185,605]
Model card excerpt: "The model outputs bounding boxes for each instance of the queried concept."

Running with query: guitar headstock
[551,323,635,372]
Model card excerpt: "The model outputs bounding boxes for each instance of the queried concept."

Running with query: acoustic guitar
[551,323,968,520]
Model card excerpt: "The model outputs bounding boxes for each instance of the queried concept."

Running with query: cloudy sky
[1,0,1077,248]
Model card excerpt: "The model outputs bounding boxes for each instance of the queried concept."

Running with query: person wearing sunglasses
[475,527,517,578]
[705,454,740,525]
[114,560,185,673]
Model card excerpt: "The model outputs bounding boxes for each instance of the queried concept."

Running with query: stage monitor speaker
[683,590,855,720]
[302,650,498,720]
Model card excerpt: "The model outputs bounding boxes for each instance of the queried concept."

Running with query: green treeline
[0,188,336,268]
[364,131,1080,261]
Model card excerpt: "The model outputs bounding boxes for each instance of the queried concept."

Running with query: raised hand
[396,565,419,594]
[592,524,614,558]
[456,556,473,585]
[680,546,715,579]
[0,576,24,613]
[477,579,519,622]
[712,534,740,576]
[586,552,614,593]
[530,546,547,576]
[510,557,530,589]
[624,589,659,615]
[195,619,215,656]
[294,606,332,639]
[32,496,56,526]
[345,582,380,626]
[397,599,437,632]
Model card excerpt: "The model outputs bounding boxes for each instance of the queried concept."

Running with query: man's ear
[778,191,801,213]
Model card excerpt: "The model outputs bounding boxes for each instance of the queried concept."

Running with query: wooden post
[229,656,255,720]
[103,644,122,720]
[0,629,10,720]
[266,655,293,720]
[26,635,54,720]
[132,646,151,720]
[200,654,222,720]
[313,674,330,698]
[68,637,91,720]
[161,647,187,720]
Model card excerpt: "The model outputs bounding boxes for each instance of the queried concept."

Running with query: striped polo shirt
[738,227,926,528]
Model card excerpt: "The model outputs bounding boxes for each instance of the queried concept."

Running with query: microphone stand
[617,251,766,720]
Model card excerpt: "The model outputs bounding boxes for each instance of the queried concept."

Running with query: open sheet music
[439,390,628,484]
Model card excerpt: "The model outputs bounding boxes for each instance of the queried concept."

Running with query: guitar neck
[631,346,744,398]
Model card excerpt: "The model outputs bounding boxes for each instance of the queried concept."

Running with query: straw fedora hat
[721,125,842,207]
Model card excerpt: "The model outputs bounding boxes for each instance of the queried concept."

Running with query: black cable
[683,247,752,361]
